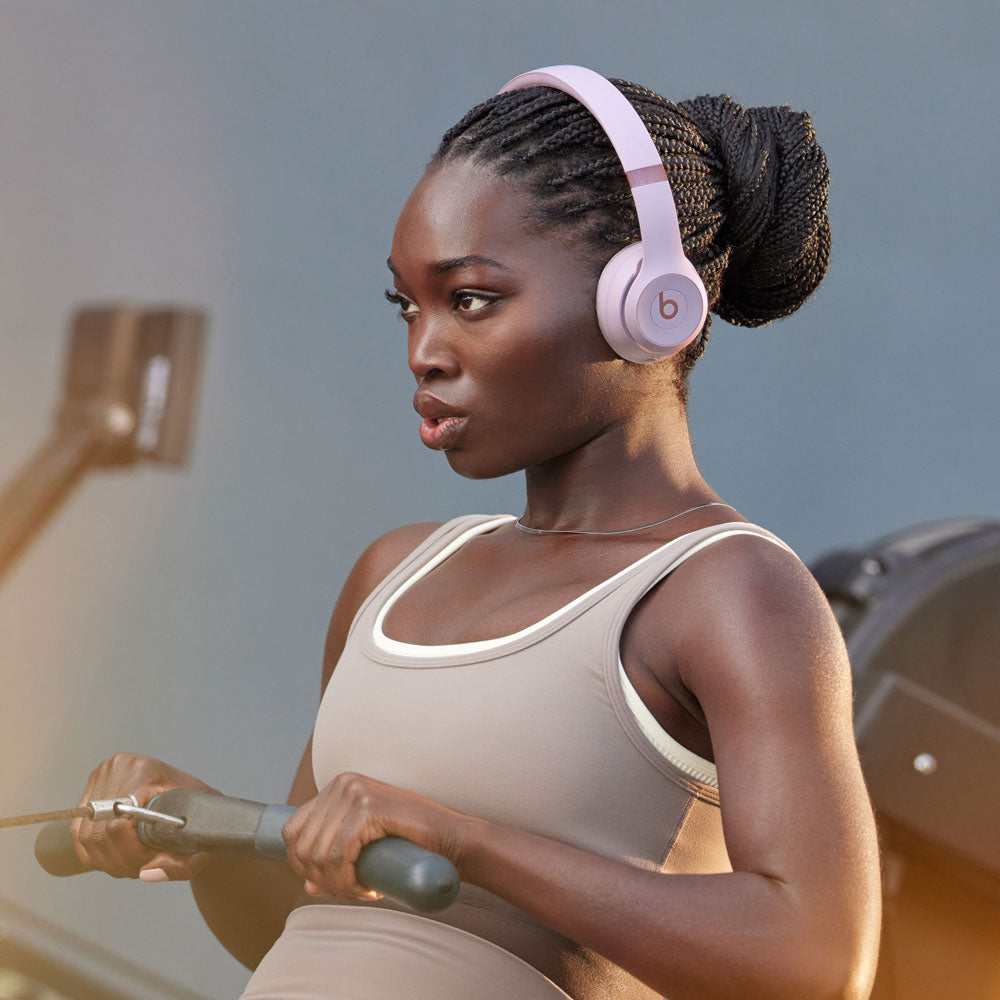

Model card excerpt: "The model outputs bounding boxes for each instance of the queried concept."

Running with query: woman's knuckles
[310,844,335,868]
[290,843,320,874]
[334,772,376,801]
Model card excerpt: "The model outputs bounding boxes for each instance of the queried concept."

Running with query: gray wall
[0,1,996,994]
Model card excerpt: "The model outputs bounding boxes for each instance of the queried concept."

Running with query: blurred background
[0,0,997,996]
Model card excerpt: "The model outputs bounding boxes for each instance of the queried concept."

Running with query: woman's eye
[384,289,418,322]
[454,291,494,313]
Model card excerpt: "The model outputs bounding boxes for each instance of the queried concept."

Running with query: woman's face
[388,157,640,480]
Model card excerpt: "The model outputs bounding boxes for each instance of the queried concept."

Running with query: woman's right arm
[187,522,440,969]
[71,523,440,970]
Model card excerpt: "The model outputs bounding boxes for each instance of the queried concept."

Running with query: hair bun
[682,95,831,327]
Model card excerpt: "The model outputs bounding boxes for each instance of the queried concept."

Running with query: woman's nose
[407,315,460,381]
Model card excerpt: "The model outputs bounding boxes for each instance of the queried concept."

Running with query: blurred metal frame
[0,893,211,1000]
[0,304,205,583]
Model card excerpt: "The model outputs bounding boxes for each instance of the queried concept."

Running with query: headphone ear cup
[596,243,646,362]
[596,244,706,362]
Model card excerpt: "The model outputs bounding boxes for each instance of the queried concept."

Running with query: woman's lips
[419,415,467,451]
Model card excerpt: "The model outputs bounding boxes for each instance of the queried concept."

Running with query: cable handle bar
[34,788,460,914]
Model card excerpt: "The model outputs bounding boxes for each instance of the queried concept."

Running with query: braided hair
[432,80,830,403]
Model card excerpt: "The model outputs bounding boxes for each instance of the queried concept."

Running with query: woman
[72,67,882,999]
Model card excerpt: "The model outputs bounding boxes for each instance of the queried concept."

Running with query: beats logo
[658,292,678,321]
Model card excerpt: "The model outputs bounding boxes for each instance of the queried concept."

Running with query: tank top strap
[345,515,514,642]
[599,521,796,625]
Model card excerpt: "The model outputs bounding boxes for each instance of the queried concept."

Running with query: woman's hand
[71,752,220,882]
[282,772,467,899]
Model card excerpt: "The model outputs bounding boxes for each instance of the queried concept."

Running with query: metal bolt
[860,558,885,576]
[913,753,938,775]
[103,402,136,437]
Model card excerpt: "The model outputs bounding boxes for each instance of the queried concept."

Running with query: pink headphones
[499,65,707,363]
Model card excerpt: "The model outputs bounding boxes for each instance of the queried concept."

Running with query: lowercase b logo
[658,291,679,321]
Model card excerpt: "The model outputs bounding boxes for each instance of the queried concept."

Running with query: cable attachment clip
[86,795,187,828]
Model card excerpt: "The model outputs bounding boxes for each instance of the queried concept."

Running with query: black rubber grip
[355,835,460,913]
[34,819,90,877]
[34,791,460,913]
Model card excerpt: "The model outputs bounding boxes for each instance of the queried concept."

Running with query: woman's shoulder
[357,513,509,579]
[629,520,842,681]
[656,523,848,694]
[320,521,444,689]
[654,523,829,633]
[343,514,508,610]
[356,521,446,581]
[320,515,507,685]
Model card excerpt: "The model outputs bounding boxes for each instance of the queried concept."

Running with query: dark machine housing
[812,519,1000,1000]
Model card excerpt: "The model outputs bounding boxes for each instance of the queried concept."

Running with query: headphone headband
[497,65,708,362]
[499,65,684,273]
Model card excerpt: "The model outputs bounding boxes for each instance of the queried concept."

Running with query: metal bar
[0,426,101,583]
[115,803,186,828]
[0,893,212,1000]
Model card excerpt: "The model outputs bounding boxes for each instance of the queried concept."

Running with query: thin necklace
[513,501,733,537]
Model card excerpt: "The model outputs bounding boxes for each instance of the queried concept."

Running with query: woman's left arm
[283,536,882,1000]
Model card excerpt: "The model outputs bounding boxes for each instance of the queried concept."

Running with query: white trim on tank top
[617,658,718,787]
[372,515,791,786]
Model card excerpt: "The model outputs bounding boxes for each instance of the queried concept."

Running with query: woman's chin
[442,448,524,481]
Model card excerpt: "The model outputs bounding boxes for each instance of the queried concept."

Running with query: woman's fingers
[138,849,212,883]
[71,756,156,876]
[284,781,374,898]
[74,814,153,877]
[71,776,155,876]
[70,752,219,880]
[283,772,450,901]
[285,798,357,895]
[309,788,369,893]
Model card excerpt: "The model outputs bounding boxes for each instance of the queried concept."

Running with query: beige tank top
[248,515,792,1000]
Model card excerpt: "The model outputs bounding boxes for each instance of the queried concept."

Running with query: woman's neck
[520,408,718,534]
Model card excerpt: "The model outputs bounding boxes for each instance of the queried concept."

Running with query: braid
[432,79,830,405]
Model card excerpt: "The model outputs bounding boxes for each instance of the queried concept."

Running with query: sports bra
[367,514,791,787]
